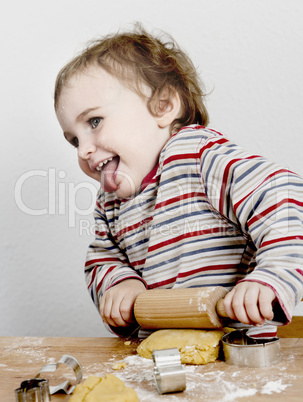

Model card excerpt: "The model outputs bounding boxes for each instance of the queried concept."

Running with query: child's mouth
[100,155,120,192]
[96,157,114,171]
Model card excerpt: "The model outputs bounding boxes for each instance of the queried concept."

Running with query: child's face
[56,65,171,198]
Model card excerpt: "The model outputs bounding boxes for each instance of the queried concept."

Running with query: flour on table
[2,337,49,364]
[261,379,291,394]
[67,345,296,401]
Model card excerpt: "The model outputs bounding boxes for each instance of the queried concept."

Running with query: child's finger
[224,283,261,325]
[100,296,118,327]
[243,287,264,325]
[99,295,108,321]
[120,296,136,324]
[222,288,237,320]
[258,287,275,321]
[229,286,253,325]
[110,298,130,327]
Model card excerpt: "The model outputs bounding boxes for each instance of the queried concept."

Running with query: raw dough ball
[69,374,139,402]
[137,329,224,365]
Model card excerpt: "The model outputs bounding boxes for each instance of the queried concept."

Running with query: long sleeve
[199,131,303,321]
[85,197,147,312]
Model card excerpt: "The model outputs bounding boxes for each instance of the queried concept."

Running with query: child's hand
[100,279,146,328]
[222,282,276,326]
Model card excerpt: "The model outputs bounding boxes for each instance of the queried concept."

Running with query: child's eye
[89,117,102,129]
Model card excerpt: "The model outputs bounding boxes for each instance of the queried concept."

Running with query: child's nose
[78,141,96,160]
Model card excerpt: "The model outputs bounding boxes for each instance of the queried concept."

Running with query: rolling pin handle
[216,298,229,318]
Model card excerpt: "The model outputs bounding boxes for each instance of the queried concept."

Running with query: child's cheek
[78,159,100,181]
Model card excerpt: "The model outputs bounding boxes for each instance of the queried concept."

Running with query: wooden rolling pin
[134,287,229,329]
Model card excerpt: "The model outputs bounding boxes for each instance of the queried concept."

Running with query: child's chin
[114,185,137,199]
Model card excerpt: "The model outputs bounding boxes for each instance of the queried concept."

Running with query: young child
[55,25,303,337]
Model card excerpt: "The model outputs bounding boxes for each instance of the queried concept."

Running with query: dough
[137,329,224,365]
[112,361,126,370]
[69,374,139,402]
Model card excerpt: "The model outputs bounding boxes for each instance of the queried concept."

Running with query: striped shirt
[85,125,303,334]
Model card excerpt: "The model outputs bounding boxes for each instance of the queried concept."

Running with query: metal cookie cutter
[15,379,50,402]
[36,354,83,394]
[152,348,186,394]
[222,329,281,368]
[15,355,82,401]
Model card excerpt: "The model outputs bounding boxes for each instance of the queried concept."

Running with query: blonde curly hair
[54,24,209,133]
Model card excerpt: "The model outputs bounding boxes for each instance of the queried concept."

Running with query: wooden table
[1,337,302,401]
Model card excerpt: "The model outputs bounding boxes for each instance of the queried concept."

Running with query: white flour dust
[183,368,258,401]
[198,303,207,312]
[1,339,297,401]
[107,352,295,401]
[2,340,291,402]
[261,379,290,394]
[2,337,49,364]
[82,352,295,401]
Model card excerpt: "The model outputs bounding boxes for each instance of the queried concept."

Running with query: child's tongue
[101,156,119,192]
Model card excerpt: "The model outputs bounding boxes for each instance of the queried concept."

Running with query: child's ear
[153,87,182,129]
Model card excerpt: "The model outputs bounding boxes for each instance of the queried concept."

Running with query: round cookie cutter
[222,329,281,368]
[152,348,186,394]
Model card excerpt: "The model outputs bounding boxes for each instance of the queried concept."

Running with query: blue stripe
[249,208,302,238]
[204,146,236,192]
[234,160,265,184]
[144,244,245,271]
[238,181,303,220]
[256,268,297,293]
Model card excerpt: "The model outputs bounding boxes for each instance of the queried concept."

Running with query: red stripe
[177,264,238,278]
[155,192,206,210]
[95,230,107,237]
[96,266,116,292]
[87,266,98,289]
[199,137,228,154]
[249,331,277,339]
[163,153,199,167]
[219,156,259,214]
[192,125,206,130]
[234,169,292,212]
[148,276,177,288]
[260,235,303,248]
[248,198,303,226]
[85,257,122,267]
[148,227,223,253]
[104,200,115,208]
[176,125,206,133]
[148,263,236,287]
[115,217,153,238]
[131,258,146,267]
[141,163,159,191]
